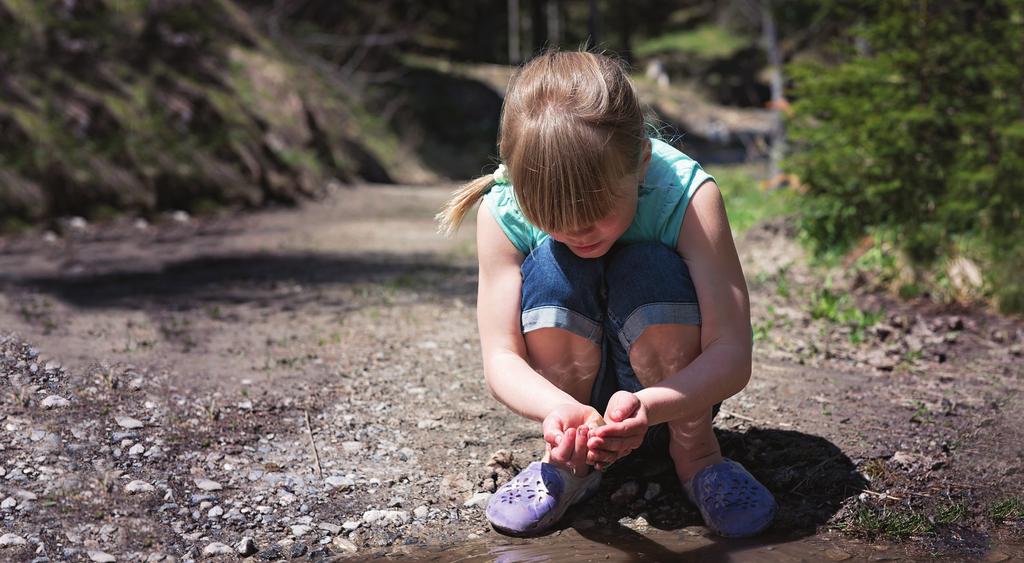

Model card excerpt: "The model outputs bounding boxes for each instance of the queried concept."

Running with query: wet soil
[0,184,1022,561]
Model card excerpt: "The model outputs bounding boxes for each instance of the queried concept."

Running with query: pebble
[643,482,662,500]
[125,480,155,494]
[202,542,233,556]
[208,506,223,518]
[256,547,282,560]
[331,537,358,554]
[114,416,144,429]
[342,441,363,453]
[88,551,116,562]
[40,395,70,409]
[235,537,257,556]
[194,478,223,491]
[463,492,491,508]
[362,509,410,526]
[0,533,27,546]
[414,506,429,519]
[610,481,640,505]
[128,444,145,456]
[324,475,354,490]
[342,520,360,531]
[1,497,16,509]
[288,544,307,558]
[290,524,312,537]
[318,523,341,534]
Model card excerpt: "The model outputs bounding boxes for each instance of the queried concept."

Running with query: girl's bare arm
[634,181,754,426]
[476,204,580,422]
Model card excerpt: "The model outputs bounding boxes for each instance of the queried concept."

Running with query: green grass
[635,24,749,59]
[710,165,796,235]
[989,497,1024,521]
[808,279,883,344]
[845,505,934,540]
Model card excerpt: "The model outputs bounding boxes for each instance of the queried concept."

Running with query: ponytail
[435,174,496,236]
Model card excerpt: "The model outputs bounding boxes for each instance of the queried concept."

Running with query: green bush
[786,0,1024,312]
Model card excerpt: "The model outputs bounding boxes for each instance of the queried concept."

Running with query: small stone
[40,395,70,409]
[463,492,491,508]
[207,506,223,518]
[235,537,257,556]
[1,497,16,509]
[324,475,354,490]
[288,543,307,558]
[290,524,312,537]
[342,520,360,531]
[317,522,341,534]
[341,441,363,453]
[610,481,640,505]
[128,444,145,456]
[414,506,429,519]
[125,480,155,494]
[255,547,283,561]
[88,552,116,562]
[194,478,223,491]
[114,416,144,429]
[331,537,358,554]
[362,510,383,524]
[0,533,27,546]
[643,482,662,501]
[202,543,233,557]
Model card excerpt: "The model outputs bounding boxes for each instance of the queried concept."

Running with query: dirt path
[0,185,1021,561]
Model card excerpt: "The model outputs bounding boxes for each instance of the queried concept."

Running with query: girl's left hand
[587,391,649,470]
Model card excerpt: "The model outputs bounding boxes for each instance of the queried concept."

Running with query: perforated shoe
[485,461,602,536]
[683,458,777,537]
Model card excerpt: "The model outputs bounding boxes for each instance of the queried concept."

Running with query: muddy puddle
[362,527,1024,562]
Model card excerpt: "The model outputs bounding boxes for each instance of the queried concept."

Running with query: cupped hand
[542,403,604,477]
[587,391,649,471]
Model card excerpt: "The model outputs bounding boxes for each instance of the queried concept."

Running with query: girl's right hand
[542,403,604,476]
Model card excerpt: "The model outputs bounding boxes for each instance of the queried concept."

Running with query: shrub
[786,0,1024,312]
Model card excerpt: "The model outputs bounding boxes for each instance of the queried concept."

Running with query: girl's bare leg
[524,328,601,404]
[525,327,600,473]
[629,324,722,483]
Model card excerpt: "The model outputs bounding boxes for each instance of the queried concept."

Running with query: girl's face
[548,142,651,259]
[548,173,640,259]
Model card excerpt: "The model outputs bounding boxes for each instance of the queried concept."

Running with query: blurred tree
[787,0,1024,311]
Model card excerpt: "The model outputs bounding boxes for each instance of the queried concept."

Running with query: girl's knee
[524,327,601,403]
[628,324,700,387]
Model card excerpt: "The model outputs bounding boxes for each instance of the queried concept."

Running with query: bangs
[509,114,636,234]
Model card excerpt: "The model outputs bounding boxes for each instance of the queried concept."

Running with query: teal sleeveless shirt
[482,138,714,255]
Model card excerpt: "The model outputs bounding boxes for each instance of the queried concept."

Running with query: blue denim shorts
[521,238,715,453]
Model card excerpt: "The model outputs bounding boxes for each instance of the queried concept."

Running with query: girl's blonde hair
[436,49,646,236]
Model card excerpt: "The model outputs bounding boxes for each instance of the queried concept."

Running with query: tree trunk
[508,0,520,63]
[618,0,632,64]
[761,0,785,182]
[531,0,547,52]
[587,0,599,49]
[547,0,561,47]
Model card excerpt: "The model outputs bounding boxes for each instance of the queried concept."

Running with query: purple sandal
[683,458,777,537]
[485,461,602,536]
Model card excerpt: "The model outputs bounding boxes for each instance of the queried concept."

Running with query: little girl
[437,50,777,538]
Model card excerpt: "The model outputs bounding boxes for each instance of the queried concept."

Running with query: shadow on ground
[564,427,866,548]
[3,251,478,312]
